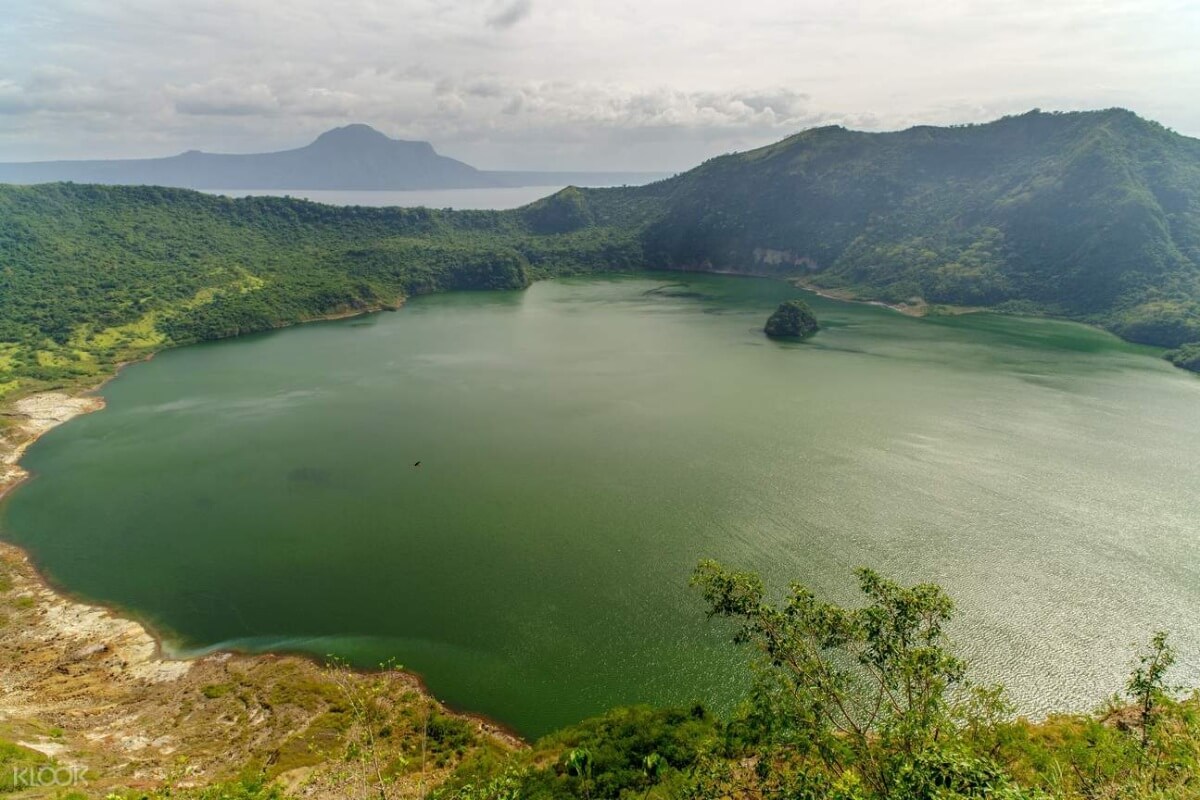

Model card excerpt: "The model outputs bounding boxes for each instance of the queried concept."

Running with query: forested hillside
[0,184,639,399]
[3,108,1200,404]
[623,109,1200,361]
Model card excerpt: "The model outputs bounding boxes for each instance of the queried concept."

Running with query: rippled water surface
[3,274,1198,737]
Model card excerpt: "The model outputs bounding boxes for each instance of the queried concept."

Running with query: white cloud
[0,0,1196,169]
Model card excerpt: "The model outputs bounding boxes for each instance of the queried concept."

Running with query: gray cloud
[486,0,533,29]
[0,0,1196,170]
[172,81,281,117]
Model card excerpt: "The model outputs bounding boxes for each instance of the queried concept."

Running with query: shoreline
[0,298,405,502]
[0,301,528,797]
[0,540,521,797]
[799,284,930,317]
[788,277,985,318]
[0,392,108,504]
[0,301,527,741]
[0,530,527,745]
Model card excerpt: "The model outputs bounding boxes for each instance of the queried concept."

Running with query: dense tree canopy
[633,110,1200,357]
[0,184,642,399]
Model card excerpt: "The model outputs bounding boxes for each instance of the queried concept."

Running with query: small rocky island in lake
[764,299,820,339]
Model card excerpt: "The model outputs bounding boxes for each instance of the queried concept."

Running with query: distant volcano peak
[310,124,407,149]
[0,121,667,190]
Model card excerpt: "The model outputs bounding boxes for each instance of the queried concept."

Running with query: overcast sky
[2,0,1197,170]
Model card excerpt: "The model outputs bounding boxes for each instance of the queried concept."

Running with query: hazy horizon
[0,110,1189,175]
[0,121,677,173]
[2,0,1198,171]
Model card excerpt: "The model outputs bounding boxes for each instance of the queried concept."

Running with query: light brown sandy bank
[789,278,985,318]
[0,393,106,502]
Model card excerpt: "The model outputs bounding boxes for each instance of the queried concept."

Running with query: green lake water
[2,273,1199,737]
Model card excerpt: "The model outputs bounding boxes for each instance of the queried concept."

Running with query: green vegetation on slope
[3,109,1200,402]
[1166,342,1200,371]
[0,738,53,793]
[81,564,1197,799]
[0,183,642,399]
[629,109,1200,363]
[426,566,1197,800]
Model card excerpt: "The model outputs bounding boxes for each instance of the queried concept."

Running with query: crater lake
[3,273,1198,737]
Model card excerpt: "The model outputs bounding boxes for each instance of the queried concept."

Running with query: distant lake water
[202,186,566,209]
[3,274,1199,737]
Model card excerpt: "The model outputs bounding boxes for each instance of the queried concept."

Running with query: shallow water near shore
[3,273,1199,738]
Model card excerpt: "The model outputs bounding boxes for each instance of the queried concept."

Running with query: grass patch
[265,668,342,711]
[103,776,286,800]
[268,711,351,776]
[75,312,166,352]
[201,683,233,700]
[0,738,51,792]
[34,350,72,368]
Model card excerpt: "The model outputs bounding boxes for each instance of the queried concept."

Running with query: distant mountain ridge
[0,124,667,190]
